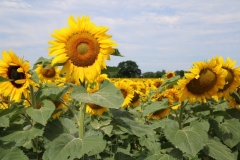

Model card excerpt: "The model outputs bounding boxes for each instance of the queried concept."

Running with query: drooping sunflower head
[48,15,117,83]
[228,87,240,110]
[213,56,240,100]
[0,94,8,109]
[177,58,227,104]
[35,64,60,83]
[86,103,108,116]
[0,50,33,102]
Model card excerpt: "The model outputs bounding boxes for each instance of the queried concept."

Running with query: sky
[0,0,240,73]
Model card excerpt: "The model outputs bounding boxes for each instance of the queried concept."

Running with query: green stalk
[29,85,38,157]
[178,102,185,130]
[79,102,86,138]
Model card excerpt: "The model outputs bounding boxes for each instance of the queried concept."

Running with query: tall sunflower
[166,71,175,79]
[214,56,240,100]
[48,15,117,83]
[35,64,60,83]
[177,58,227,104]
[0,50,32,102]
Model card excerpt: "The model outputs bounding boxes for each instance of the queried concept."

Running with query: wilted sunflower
[177,58,227,104]
[35,64,60,83]
[214,56,240,100]
[114,80,134,108]
[0,50,33,102]
[48,15,117,83]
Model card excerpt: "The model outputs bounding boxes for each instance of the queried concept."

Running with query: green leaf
[43,118,78,141]
[159,76,180,91]
[0,124,44,145]
[26,100,55,126]
[36,83,70,101]
[211,118,240,148]
[44,132,106,160]
[71,80,124,109]
[0,76,11,82]
[33,57,53,69]
[144,154,170,160]
[0,147,28,160]
[0,116,9,127]
[114,152,135,160]
[164,121,204,156]
[139,136,160,154]
[114,117,155,137]
[112,48,124,57]
[143,99,169,116]
[169,148,183,160]
[203,139,235,160]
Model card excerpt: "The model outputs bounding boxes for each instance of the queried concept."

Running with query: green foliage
[71,80,124,109]
[116,60,141,78]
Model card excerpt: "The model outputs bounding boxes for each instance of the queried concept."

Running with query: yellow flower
[214,56,240,100]
[166,71,175,79]
[0,50,33,102]
[114,79,134,108]
[35,64,60,83]
[48,15,117,83]
[177,57,227,104]
[52,92,70,119]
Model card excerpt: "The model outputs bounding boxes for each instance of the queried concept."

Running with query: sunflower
[166,71,175,79]
[48,15,117,83]
[147,108,171,120]
[35,64,60,83]
[177,58,227,104]
[114,79,134,108]
[0,50,33,102]
[213,56,240,100]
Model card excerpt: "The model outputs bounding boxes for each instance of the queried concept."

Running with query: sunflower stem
[178,102,185,130]
[29,85,39,158]
[79,102,86,139]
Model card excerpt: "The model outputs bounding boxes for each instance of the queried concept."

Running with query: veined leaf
[164,121,205,156]
[43,118,78,141]
[112,48,124,57]
[203,139,235,160]
[0,147,28,160]
[143,99,169,116]
[210,118,240,148]
[0,124,44,145]
[26,100,55,126]
[0,116,9,127]
[114,117,155,137]
[44,132,106,160]
[114,152,135,160]
[144,154,170,160]
[71,80,124,109]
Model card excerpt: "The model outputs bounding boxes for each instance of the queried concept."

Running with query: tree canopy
[116,60,141,78]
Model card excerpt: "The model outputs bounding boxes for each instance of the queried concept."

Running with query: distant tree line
[103,60,186,78]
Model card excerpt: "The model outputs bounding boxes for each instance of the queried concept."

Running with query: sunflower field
[0,15,240,160]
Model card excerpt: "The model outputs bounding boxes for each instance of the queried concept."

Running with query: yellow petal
[51,54,69,65]
[15,79,26,84]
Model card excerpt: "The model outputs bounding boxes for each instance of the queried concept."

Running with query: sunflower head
[35,64,60,83]
[48,15,117,83]
[147,108,171,120]
[177,57,227,104]
[166,71,175,79]
[0,50,33,102]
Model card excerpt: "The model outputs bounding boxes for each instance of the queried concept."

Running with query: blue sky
[0,0,240,73]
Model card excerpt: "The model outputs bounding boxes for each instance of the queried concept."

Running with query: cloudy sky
[0,0,240,73]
